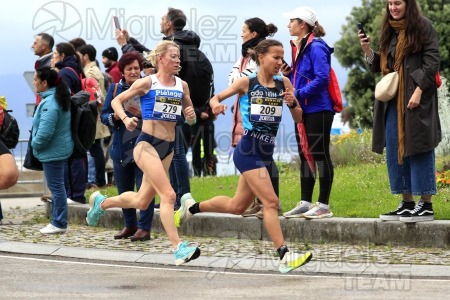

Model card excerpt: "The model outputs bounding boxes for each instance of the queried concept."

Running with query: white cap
[283,6,317,27]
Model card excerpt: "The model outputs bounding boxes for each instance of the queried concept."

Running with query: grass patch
[85,129,450,220]
[88,161,450,220]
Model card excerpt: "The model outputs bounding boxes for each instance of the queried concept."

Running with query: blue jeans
[88,139,106,186]
[44,160,68,229]
[385,102,437,195]
[87,152,95,184]
[168,122,191,208]
[114,160,154,231]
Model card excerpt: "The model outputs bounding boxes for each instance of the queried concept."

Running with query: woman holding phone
[359,0,440,223]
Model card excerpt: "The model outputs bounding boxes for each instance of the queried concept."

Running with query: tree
[334,0,450,128]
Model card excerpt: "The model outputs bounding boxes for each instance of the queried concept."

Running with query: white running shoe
[303,204,333,219]
[283,201,312,218]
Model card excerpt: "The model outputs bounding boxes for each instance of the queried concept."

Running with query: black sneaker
[400,201,434,223]
[379,201,415,221]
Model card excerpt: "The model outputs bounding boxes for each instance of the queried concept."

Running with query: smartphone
[282,58,291,71]
[356,22,367,38]
[113,16,121,30]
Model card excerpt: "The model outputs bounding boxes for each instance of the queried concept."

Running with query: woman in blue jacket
[32,67,73,234]
[100,52,154,241]
[282,7,335,219]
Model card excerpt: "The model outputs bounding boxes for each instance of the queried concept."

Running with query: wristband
[185,117,197,125]
[288,101,297,109]
[122,115,128,121]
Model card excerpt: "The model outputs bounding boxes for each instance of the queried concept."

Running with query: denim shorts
[385,101,437,195]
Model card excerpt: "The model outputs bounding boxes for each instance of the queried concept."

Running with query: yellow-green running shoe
[279,251,313,274]
[174,193,196,227]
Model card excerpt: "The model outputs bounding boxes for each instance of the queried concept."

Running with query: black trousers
[295,111,334,205]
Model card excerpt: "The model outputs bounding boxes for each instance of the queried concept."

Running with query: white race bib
[250,97,282,123]
[153,95,182,121]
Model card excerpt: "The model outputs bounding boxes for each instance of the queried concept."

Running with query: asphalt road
[1,253,449,299]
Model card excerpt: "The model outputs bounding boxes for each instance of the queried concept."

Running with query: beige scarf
[380,19,407,164]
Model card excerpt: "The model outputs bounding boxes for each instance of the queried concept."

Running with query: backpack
[328,68,343,113]
[66,67,100,101]
[0,109,20,149]
[178,45,214,108]
[70,91,98,154]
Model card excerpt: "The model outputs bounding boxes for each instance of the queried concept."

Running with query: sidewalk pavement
[0,197,449,278]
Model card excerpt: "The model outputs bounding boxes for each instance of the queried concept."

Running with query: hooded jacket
[289,34,334,114]
[32,88,73,162]
[164,30,201,78]
[164,30,201,49]
[56,56,82,94]
[164,30,214,117]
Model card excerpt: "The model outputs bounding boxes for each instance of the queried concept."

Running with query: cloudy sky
[0,0,362,151]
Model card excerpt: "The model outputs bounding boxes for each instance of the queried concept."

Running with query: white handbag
[375,71,399,102]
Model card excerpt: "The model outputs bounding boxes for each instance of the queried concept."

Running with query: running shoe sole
[399,215,434,223]
[303,212,333,219]
[283,213,305,218]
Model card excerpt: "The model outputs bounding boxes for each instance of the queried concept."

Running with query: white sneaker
[40,224,67,234]
[303,204,333,219]
[283,201,312,218]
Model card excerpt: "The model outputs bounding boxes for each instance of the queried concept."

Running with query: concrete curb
[63,204,450,248]
[1,240,449,278]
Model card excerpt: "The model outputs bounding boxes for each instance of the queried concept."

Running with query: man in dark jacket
[32,33,54,106]
[32,33,54,70]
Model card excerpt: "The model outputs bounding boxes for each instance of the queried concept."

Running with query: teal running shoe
[86,191,106,226]
[174,241,201,266]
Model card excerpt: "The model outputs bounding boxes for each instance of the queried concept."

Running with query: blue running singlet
[140,74,184,122]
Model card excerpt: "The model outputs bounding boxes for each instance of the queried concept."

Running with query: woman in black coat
[359,0,440,223]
